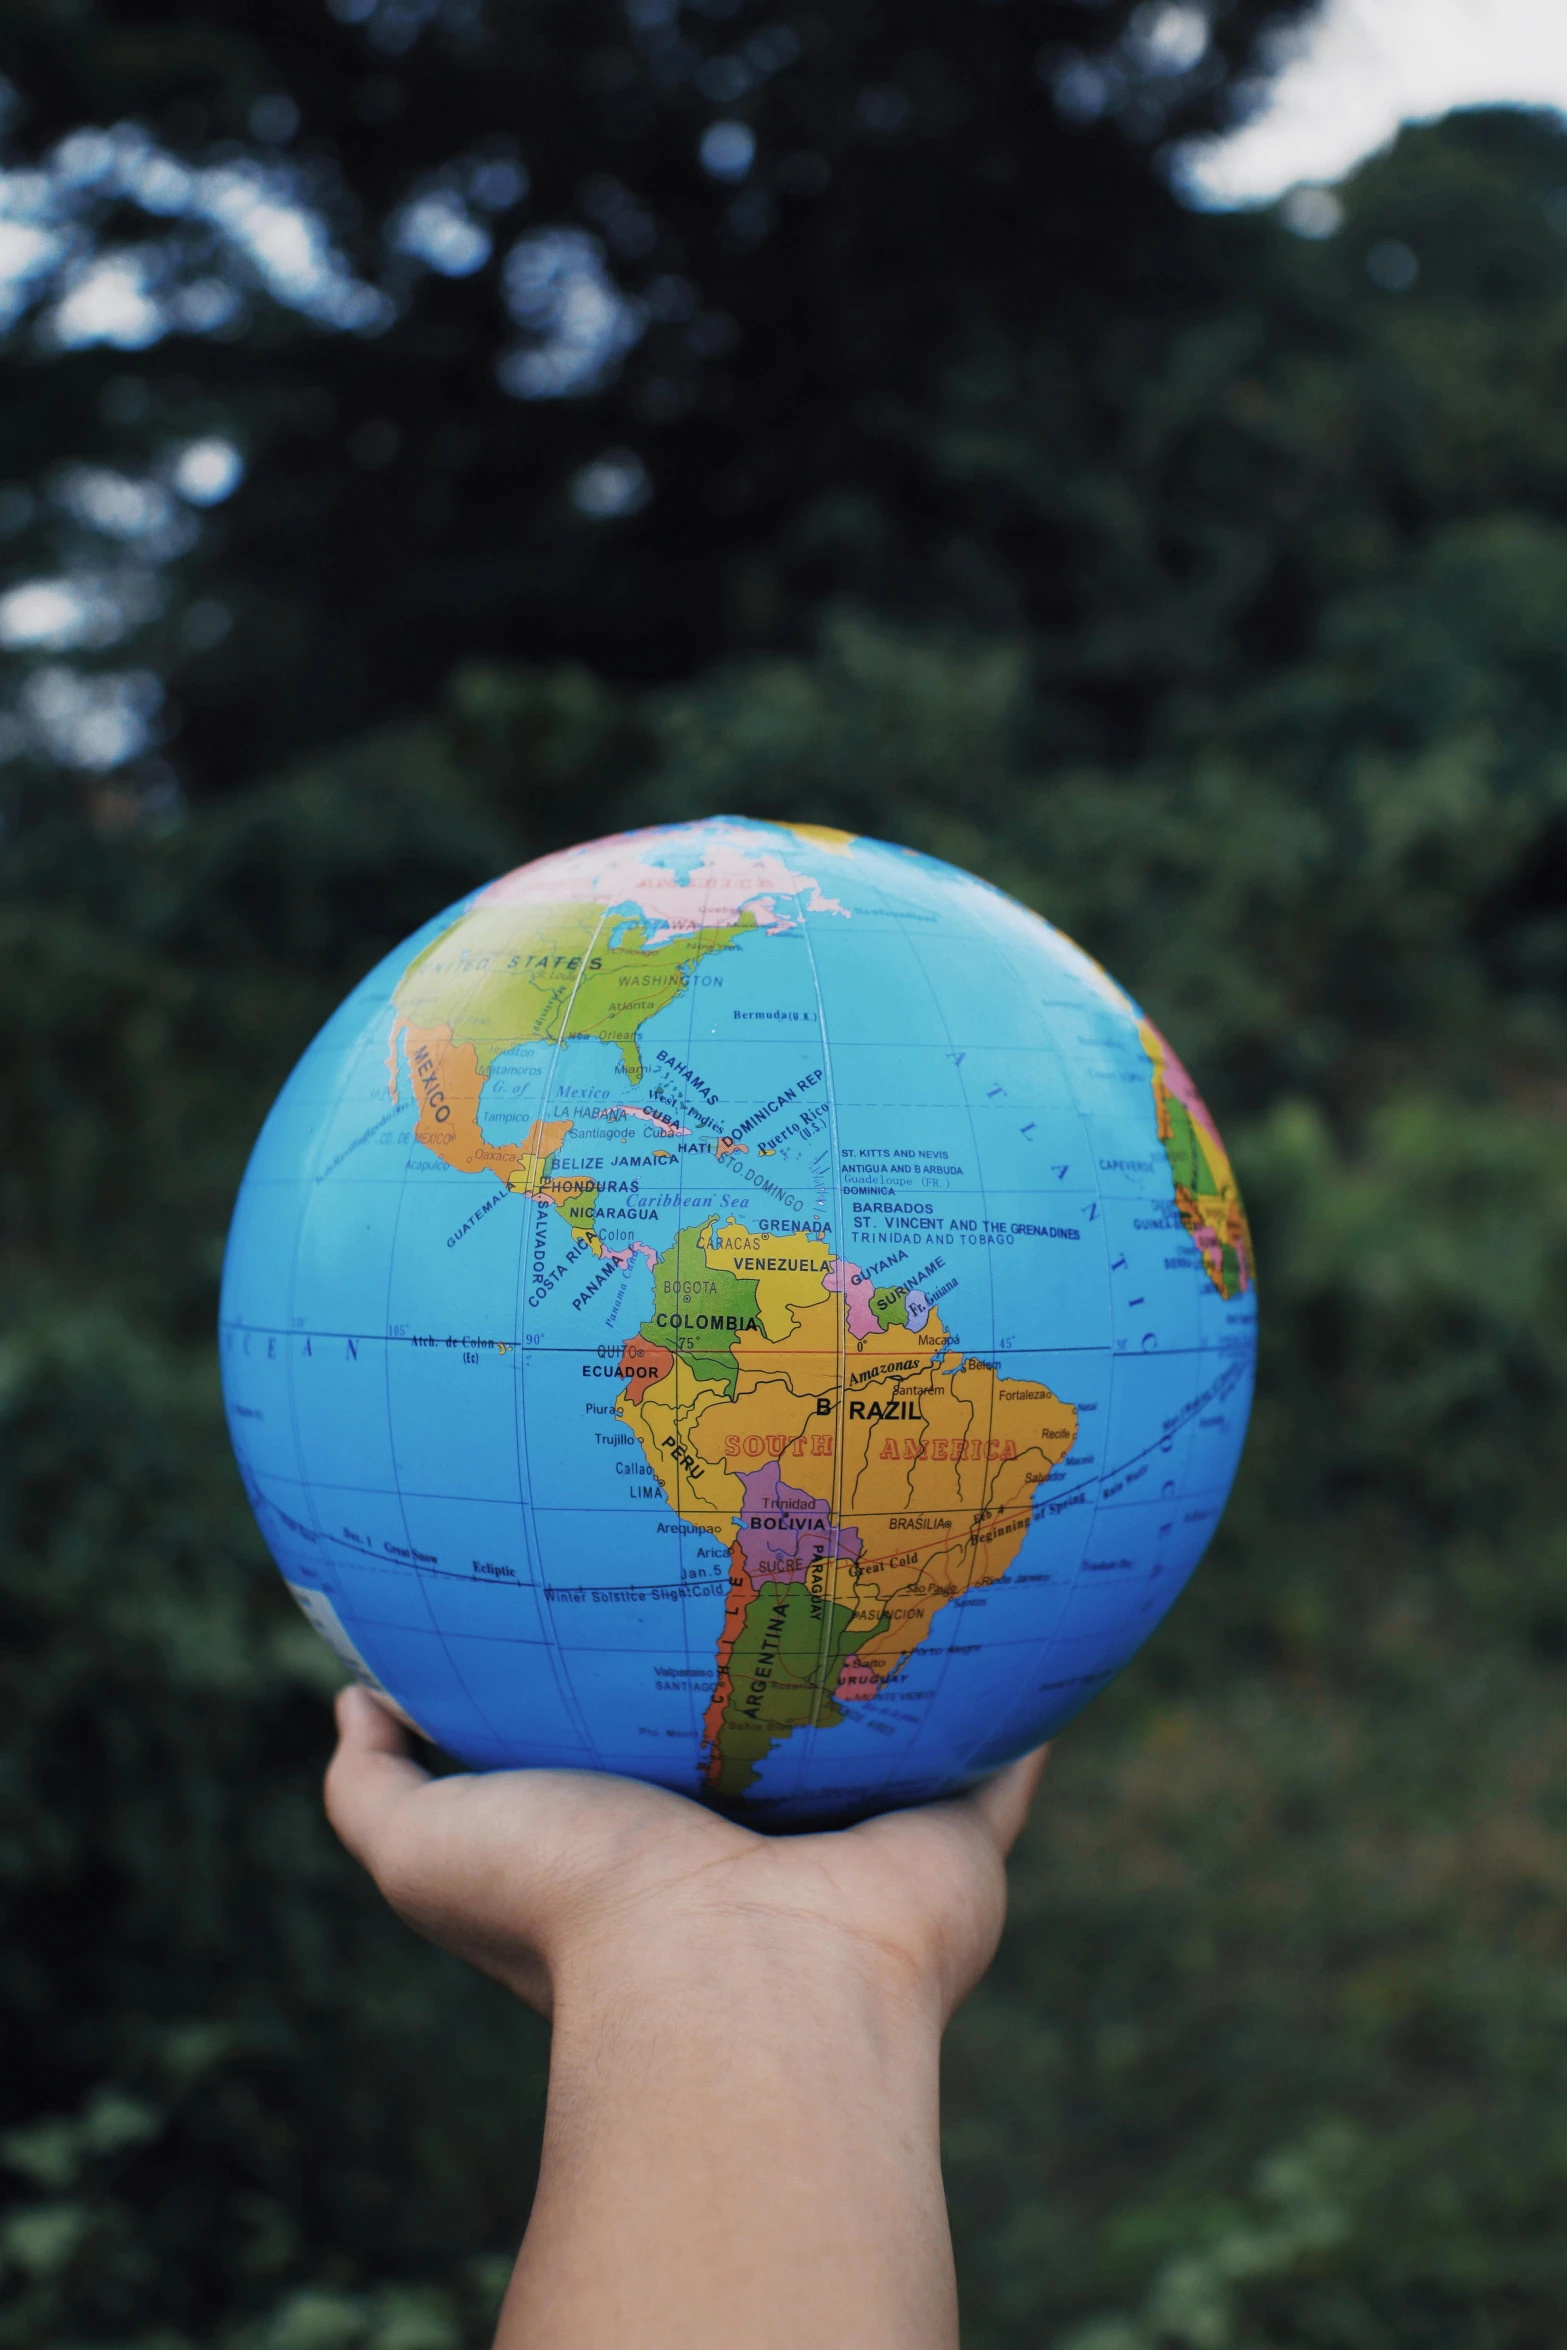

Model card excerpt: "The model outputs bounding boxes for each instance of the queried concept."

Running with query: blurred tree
[12,1,1567,2344]
[0,0,1309,806]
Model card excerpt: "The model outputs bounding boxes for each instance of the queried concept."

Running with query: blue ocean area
[220,819,1256,1823]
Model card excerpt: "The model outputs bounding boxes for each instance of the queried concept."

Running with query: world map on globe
[220,817,1256,1825]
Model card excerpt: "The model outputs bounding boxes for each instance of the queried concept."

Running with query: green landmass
[12,25,1567,2350]
[1159,1094,1221,1199]
[396,904,752,1082]
[639,1224,761,1395]
[542,1178,600,1250]
[708,1581,884,1802]
[870,1286,908,1330]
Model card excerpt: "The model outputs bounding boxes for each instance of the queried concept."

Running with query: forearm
[498,1915,957,2350]
[322,1695,1039,2346]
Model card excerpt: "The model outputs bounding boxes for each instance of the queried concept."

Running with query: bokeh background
[8,3,1567,2344]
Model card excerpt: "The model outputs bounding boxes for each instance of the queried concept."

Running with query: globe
[221,817,1255,1826]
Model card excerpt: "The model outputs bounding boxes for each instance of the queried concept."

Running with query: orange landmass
[397,1021,577,1209]
[687,1269,1076,1783]
[618,1334,675,1390]
[700,1564,755,1762]
[1139,1017,1254,1298]
[606,1218,1080,1793]
[789,1360,1075,1698]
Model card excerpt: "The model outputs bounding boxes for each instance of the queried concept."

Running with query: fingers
[323,1683,434,1871]
[963,1744,1049,1856]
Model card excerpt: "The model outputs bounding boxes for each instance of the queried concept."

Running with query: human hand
[327,1688,1046,2348]
[325,1682,1046,2026]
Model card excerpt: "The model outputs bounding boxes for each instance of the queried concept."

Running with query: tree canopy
[10,4,1567,2346]
[0,0,1310,795]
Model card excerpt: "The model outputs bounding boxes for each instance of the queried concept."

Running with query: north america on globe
[221,817,1256,1824]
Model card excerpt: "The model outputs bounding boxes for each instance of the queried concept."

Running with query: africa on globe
[220,818,1255,1825]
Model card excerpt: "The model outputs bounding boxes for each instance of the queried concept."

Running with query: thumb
[324,1683,433,1872]
[964,1744,1049,1856]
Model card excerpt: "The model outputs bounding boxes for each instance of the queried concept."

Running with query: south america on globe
[221,818,1255,1825]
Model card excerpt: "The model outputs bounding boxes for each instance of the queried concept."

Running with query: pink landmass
[1148,1022,1226,1158]
[824,1256,880,1339]
[605,1240,659,1273]
[474,820,849,940]
[734,1460,861,1590]
[594,1104,690,1135]
[834,1654,884,1705]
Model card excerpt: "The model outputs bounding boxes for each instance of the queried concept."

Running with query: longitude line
[376,1007,510,1746]
[511,901,625,1768]
[792,897,850,1772]
[867,907,1009,1771]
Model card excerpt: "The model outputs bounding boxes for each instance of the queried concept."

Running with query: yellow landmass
[641,1226,1079,1715]
[683,1375,822,1487]
[389,904,757,1253]
[704,1219,835,1341]
[791,1341,1075,1689]
[779,822,857,854]
[391,899,752,1084]
[726,1292,843,1396]
[617,1359,745,1539]
[1138,1018,1255,1298]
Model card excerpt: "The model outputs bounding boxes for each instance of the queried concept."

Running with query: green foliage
[10,14,1567,2345]
[14,579,1567,2343]
[0,0,1310,800]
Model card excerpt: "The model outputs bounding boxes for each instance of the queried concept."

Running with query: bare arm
[325,1686,1044,2350]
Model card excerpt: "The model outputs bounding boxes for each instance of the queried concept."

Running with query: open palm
[325,1684,1045,2021]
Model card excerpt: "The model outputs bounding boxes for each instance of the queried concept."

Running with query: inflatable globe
[221,818,1255,1825]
